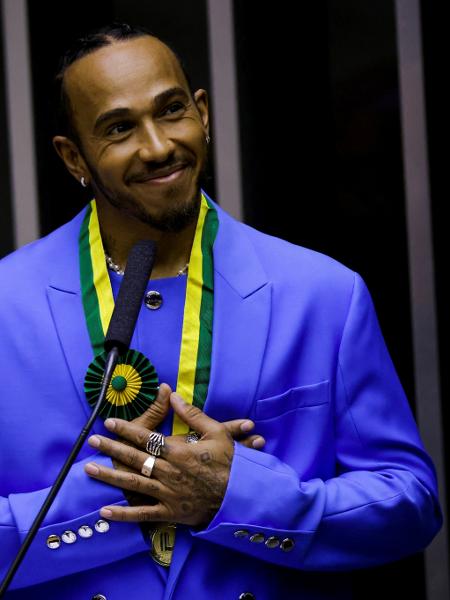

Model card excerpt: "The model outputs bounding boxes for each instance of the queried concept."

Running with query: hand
[85,392,261,527]
[116,382,265,453]
[108,383,264,508]
[109,383,264,474]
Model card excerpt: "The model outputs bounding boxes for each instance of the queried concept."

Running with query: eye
[163,101,185,117]
[107,121,134,136]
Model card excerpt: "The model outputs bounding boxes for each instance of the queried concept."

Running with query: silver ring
[141,455,156,478]
[146,431,165,456]
[186,431,201,444]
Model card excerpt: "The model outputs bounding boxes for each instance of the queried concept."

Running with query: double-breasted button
[95,519,110,533]
[239,593,255,600]
[92,595,107,600]
[61,530,77,544]
[46,534,61,549]
[78,525,94,538]
[249,533,265,543]
[280,537,295,552]
[265,536,280,549]
[145,290,163,310]
[234,529,249,539]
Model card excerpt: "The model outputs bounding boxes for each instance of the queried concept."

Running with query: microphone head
[104,240,156,353]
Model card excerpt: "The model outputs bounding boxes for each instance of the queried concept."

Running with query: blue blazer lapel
[164,202,272,599]
[46,209,104,430]
[205,204,272,421]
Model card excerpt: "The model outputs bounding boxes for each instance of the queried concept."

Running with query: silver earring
[80,176,87,188]
[206,135,210,145]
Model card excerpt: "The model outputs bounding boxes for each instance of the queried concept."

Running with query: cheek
[171,120,207,155]
[95,148,130,181]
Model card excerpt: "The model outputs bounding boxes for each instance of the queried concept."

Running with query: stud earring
[206,135,210,145]
[80,176,87,188]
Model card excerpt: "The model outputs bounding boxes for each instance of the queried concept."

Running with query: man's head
[53,23,209,233]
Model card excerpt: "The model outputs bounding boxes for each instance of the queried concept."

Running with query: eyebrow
[93,86,191,132]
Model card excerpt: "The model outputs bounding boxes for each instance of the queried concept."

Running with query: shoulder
[215,202,356,298]
[0,209,84,297]
[246,221,353,279]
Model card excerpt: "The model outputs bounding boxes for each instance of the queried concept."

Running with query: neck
[95,197,197,279]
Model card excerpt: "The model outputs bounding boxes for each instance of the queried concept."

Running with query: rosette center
[111,375,127,391]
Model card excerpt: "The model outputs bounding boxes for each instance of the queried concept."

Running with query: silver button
[78,525,94,538]
[144,290,163,310]
[61,530,77,544]
[46,534,61,549]
[92,595,107,600]
[95,519,110,533]
[280,537,295,552]
[239,593,255,600]
[265,536,280,549]
[249,533,265,543]
[234,529,249,539]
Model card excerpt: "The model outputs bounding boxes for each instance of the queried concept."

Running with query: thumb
[170,392,221,435]
[133,383,172,429]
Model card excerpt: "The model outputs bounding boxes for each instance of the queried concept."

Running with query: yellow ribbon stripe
[172,195,209,435]
[88,200,115,336]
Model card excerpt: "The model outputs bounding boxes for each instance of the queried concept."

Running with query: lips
[130,163,187,184]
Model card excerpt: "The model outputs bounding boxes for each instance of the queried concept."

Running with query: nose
[137,122,173,163]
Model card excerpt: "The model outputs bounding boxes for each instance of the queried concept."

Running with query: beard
[86,158,203,233]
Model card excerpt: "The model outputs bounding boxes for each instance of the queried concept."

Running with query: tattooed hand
[84,389,264,527]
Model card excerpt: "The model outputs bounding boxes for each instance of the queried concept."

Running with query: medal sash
[79,193,218,434]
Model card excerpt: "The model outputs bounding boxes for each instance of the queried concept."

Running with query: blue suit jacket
[0,200,442,599]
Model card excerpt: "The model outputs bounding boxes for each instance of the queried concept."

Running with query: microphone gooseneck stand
[0,240,156,597]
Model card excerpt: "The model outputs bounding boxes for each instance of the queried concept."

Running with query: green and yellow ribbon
[79,194,218,431]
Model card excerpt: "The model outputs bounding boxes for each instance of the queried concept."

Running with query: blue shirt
[109,269,187,437]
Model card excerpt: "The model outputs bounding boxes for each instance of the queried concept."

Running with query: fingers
[99,503,170,523]
[170,392,223,435]
[238,434,265,449]
[88,432,149,469]
[132,383,172,429]
[103,418,156,450]
[222,418,255,438]
[85,460,165,500]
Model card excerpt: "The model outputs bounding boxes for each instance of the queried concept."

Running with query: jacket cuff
[191,443,321,567]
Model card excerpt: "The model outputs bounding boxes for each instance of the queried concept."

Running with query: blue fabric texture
[0,198,442,599]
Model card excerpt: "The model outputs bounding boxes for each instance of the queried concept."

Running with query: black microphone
[0,240,157,597]
[105,240,156,353]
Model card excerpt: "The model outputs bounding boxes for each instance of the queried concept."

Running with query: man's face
[63,37,209,232]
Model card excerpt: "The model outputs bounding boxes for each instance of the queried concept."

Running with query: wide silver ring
[146,431,165,456]
[186,431,201,444]
[141,455,156,478]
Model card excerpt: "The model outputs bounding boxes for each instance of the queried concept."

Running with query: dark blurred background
[0,1,447,598]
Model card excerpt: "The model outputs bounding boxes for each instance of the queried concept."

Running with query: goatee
[89,169,202,233]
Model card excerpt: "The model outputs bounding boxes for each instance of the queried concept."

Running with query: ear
[193,89,209,136]
[53,135,90,186]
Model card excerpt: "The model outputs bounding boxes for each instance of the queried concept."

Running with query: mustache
[127,158,189,183]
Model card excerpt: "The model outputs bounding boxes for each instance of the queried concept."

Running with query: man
[0,23,442,600]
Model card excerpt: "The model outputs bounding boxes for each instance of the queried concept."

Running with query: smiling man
[54,31,210,279]
[0,23,443,600]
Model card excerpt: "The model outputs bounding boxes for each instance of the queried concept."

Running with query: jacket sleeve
[0,452,148,590]
[192,272,443,570]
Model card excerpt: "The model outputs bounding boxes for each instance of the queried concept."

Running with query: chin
[136,194,201,233]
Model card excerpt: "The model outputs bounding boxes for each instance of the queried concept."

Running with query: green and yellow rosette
[84,349,159,420]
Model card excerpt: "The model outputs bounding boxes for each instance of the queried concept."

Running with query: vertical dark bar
[0,4,14,258]
[395,1,449,598]
[206,0,243,221]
